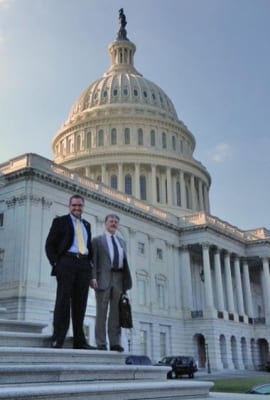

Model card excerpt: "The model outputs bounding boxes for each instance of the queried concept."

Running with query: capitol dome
[52,11,211,217]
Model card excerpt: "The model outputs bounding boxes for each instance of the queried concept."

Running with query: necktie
[76,218,86,254]
[111,235,119,269]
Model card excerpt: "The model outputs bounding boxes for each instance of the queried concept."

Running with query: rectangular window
[172,135,176,151]
[160,332,166,358]
[140,330,147,355]
[157,248,163,260]
[0,213,3,227]
[157,283,165,309]
[138,279,146,306]
[138,242,145,255]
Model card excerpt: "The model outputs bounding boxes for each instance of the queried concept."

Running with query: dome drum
[53,17,211,218]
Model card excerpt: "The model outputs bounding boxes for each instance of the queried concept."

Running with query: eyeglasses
[70,203,84,207]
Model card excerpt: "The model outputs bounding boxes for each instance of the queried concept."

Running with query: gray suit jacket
[92,234,132,292]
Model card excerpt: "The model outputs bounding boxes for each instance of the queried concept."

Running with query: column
[262,258,270,319]
[190,175,196,210]
[180,170,186,208]
[134,163,140,199]
[151,165,156,204]
[101,164,106,184]
[224,252,235,313]
[166,167,172,206]
[203,184,210,213]
[242,259,253,317]
[180,245,193,311]
[198,180,204,211]
[214,249,225,311]
[85,167,91,178]
[202,243,214,309]
[234,256,245,316]
[118,163,123,191]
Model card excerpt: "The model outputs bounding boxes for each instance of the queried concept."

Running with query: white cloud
[210,143,232,163]
[0,0,12,8]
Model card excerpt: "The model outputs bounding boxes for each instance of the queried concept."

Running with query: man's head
[105,214,120,234]
[69,194,84,219]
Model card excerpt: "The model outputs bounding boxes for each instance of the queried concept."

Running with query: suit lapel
[101,234,109,252]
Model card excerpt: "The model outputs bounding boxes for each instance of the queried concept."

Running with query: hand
[90,279,98,289]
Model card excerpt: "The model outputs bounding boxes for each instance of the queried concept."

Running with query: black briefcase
[119,293,133,328]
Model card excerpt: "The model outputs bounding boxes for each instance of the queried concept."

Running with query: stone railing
[181,211,270,241]
[0,153,177,226]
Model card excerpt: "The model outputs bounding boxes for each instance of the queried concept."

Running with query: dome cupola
[52,9,211,217]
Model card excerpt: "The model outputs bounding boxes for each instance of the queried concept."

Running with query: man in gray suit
[91,214,132,352]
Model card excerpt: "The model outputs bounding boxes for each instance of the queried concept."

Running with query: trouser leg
[71,262,91,346]
[95,288,110,346]
[108,273,123,347]
[53,260,75,345]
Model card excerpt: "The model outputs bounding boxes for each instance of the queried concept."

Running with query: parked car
[156,356,197,379]
[125,355,152,365]
[246,383,270,394]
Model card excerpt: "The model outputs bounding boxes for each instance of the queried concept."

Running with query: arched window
[76,135,81,151]
[172,135,176,151]
[162,132,167,149]
[111,128,117,145]
[138,128,143,145]
[124,128,130,144]
[125,174,132,195]
[156,177,160,203]
[97,129,104,146]
[140,175,146,200]
[67,138,71,154]
[86,131,92,148]
[150,130,156,146]
[176,181,181,206]
[111,175,118,189]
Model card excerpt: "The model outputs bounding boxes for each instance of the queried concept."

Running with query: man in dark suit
[91,214,132,352]
[45,194,96,350]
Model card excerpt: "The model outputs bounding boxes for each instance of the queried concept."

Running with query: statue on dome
[117,8,128,40]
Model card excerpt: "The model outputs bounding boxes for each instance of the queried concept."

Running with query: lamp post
[205,343,211,374]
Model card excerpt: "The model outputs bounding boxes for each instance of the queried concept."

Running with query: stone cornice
[2,155,179,232]
[1,154,269,248]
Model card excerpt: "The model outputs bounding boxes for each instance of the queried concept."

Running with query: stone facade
[0,154,270,370]
[0,16,269,371]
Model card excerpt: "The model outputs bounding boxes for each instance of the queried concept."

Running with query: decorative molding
[6,194,52,209]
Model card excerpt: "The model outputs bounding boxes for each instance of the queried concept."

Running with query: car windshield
[254,384,270,394]
[160,357,174,365]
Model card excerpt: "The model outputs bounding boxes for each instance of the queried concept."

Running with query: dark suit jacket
[92,234,132,292]
[45,214,94,276]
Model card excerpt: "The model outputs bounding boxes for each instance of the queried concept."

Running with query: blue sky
[0,0,269,230]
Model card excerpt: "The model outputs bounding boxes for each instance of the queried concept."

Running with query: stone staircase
[0,319,213,399]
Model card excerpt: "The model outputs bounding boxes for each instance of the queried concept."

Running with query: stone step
[0,319,46,333]
[0,331,73,348]
[0,364,169,385]
[0,380,213,400]
[0,347,126,365]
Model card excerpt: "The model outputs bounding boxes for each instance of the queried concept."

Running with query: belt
[65,252,89,260]
[111,268,123,273]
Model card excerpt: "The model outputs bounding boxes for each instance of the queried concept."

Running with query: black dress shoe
[73,343,96,350]
[97,345,107,350]
[50,340,62,349]
[110,344,124,352]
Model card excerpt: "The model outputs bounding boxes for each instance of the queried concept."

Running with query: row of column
[85,163,210,212]
[181,243,270,319]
